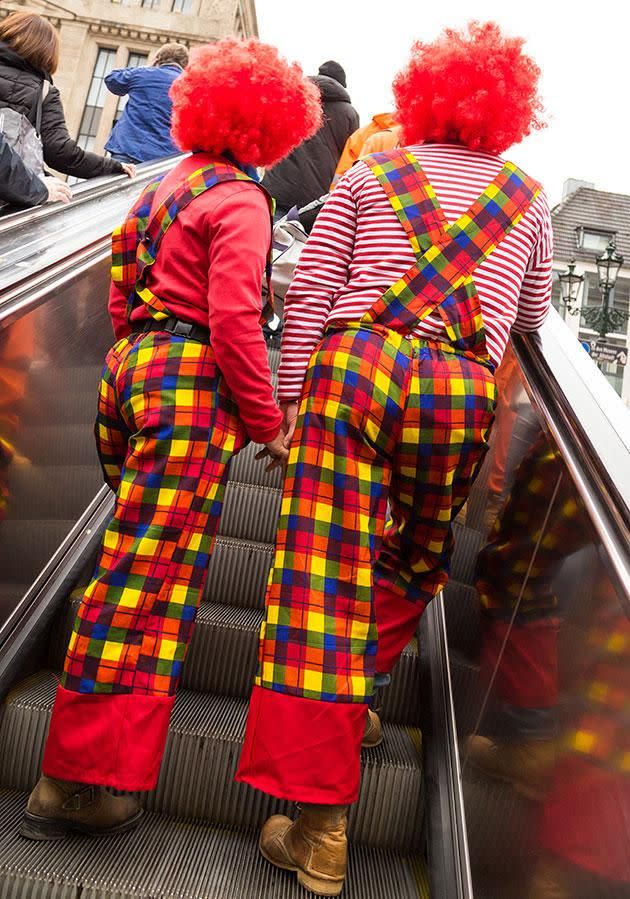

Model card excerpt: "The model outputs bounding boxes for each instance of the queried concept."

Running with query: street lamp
[558,260,584,311]
[582,241,628,339]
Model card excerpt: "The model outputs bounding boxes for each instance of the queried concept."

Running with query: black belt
[138,316,210,344]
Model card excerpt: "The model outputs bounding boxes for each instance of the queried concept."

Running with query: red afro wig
[170,38,322,168]
[393,22,545,155]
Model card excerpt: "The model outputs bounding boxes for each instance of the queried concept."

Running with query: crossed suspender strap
[112,161,275,326]
[361,150,541,361]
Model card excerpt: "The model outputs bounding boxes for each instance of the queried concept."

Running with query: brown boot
[20,775,143,840]
[361,709,383,748]
[465,735,556,801]
[259,803,348,896]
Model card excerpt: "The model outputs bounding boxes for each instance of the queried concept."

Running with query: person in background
[332,112,401,185]
[0,12,134,180]
[237,22,552,896]
[262,60,358,218]
[20,36,320,843]
[0,133,71,208]
[105,42,189,166]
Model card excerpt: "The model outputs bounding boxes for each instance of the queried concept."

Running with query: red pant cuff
[236,685,367,804]
[43,683,174,791]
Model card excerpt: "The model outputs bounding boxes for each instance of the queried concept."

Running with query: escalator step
[218,481,282,545]
[50,598,421,726]
[0,788,428,899]
[204,536,274,607]
[0,671,424,853]
[228,440,284,491]
[451,521,484,586]
[442,580,481,660]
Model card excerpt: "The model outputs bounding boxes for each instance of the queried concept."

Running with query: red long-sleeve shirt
[109,153,282,445]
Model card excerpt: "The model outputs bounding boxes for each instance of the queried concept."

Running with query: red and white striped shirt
[278,143,553,400]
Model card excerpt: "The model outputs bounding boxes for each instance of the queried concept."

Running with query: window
[551,270,562,313]
[113,52,148,124]
[77,48,117,151]
[142,0,161,7]
[575,227,616,253]
[171,0,193,12]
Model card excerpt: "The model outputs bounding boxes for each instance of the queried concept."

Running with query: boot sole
[259,836,344,897]
[361,734,383,749]
[19,808,144,841]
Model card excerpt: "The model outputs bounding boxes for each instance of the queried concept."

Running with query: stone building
[0,0,257,154]
[551,179,630,404]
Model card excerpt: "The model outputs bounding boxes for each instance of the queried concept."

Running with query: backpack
[0,81,47,177]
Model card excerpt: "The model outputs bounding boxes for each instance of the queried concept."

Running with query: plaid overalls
[43,162,274,791]
[238,149,540,804]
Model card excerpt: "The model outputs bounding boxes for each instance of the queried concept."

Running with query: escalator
[0,172,628,898]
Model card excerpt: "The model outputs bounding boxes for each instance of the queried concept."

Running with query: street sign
[584,340,628,366]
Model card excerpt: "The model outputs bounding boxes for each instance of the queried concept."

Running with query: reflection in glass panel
[447,348,630,898]
[0,259,113,626]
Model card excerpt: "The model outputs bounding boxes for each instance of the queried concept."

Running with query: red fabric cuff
[43,684,174,792]
[235,685,367,804]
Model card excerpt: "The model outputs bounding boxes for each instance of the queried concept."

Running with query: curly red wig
[393,22,544,155]
[170,38,322,168]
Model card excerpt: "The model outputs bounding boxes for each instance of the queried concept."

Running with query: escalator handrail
[512,310,630,606]
[0,154,184,235]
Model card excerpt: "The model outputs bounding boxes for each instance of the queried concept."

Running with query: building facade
[551,180,630,404]
[0,0,257,155]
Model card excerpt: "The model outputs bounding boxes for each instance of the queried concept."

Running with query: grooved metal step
[228,440,284,490]
[450,522,484,586]
[204,536,274,608]
[219,482,282,545]
[0,788,428,899]
[50,597,421,726]
[0,672,424,853]
[442,580,481,659]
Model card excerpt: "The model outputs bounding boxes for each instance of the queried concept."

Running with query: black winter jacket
[0,133,47,208]
[262,75,359,214]
[0,43,124,179]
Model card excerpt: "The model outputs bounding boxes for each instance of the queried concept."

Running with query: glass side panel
[0,258,112,626]
[448,344,630,898]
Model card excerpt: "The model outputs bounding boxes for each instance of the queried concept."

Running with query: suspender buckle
[170,319,195,338]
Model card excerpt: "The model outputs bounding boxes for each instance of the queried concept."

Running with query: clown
[237,22,554,896]
[21,38,321,840]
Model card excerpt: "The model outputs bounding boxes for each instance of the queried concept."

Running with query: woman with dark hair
[20,37,321,841]
[0,11,134,179]
[237,21,553,896]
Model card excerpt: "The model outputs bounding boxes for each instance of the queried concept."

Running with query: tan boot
[259,803,348,896]
[20,775,143,840]
[465,735,556,801]
[361,709,383,748]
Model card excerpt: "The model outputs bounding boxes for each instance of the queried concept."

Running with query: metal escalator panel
[444,311,630,899]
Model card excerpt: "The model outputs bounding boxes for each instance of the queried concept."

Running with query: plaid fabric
[477,436,630,773]
[254,325,496,703]
[61,332,247,695]
[362,151,541,361]
[111,162,275,325]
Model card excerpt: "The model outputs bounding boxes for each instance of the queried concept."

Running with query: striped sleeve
[277,176,358,400]
[512,191,554,334]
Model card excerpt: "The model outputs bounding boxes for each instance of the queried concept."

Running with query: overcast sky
[256,0,629,207]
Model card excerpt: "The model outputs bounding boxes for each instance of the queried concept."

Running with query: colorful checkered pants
[43,332,247,790]
[237,324,496,803]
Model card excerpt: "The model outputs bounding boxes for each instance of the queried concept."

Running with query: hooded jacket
[262,74,359,214]
[0,42,124,180]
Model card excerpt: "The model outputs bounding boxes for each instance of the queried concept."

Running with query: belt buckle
[171,320,194,338]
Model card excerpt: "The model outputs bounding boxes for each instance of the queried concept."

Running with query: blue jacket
[104,64,182,163]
